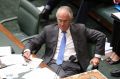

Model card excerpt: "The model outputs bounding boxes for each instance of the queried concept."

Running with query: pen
[0,64,15,69]
[22,54,31,62]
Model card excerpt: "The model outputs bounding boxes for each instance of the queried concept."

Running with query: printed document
[0,46,11,56]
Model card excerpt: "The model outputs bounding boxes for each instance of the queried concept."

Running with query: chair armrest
[0,16,18,24]
[86,64,94,71]
[21,34,38,43]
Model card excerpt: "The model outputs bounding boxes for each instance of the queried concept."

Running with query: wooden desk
[0,23,24,54]
[0,23,24,49]
[63,69,108,79]
[0,23,47,68]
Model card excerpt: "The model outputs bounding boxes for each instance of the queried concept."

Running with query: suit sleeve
[85,27,106,55]
[24,29,46,53]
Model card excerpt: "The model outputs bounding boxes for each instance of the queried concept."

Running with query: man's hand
[23,51,31,60]
[90,57,100,67]
[113,0,120,4]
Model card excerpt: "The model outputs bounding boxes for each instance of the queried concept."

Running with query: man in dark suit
[22,6,106,78]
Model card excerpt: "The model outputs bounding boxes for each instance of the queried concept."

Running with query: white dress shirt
[53,28,101,61]
[53,28,76,61]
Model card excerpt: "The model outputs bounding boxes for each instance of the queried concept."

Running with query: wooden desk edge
[0,23,48,68]
[0,23,24,49]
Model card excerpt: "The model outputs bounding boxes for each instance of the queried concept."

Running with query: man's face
[57,10,71,32]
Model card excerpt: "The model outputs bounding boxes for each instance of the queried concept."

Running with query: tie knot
[62,31,66,33]
[62,32,66,38]
[62,32,66,36]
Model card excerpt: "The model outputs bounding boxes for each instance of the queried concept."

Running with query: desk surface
[0,24,24,48]
[0,23,49,79]
[0,23,47,67]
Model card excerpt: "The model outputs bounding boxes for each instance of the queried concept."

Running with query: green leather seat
[0,0,41,40]
[89,4,118,32]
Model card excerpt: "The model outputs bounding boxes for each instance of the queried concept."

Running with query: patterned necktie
[56,32,66,65]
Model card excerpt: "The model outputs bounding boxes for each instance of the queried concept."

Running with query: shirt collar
[59,27,70,33]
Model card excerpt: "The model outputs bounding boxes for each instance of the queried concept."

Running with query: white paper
[0,46,11,56]
[28,56,43,69]
[22,67,59,79]
[37,6,44,12]
[105,42,112,54]
[0,64,31,78]
[0,54,26,65]
[0,54,44,78]
[112,12,120,20]
[0,71,6,78]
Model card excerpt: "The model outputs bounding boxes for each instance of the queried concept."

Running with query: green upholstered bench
[0,0,41,41]
[61,0,116,32]
[88,4,119,32]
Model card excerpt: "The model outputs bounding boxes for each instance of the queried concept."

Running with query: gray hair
[56,6,73,20]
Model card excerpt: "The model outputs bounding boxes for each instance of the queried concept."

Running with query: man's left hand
[90,57,100,66]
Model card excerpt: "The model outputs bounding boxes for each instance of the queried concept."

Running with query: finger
[23,53,30,59]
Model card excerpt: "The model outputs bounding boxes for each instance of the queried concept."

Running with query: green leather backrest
[18,0,40,36]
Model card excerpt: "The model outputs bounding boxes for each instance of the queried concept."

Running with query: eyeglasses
[57,19,71,23]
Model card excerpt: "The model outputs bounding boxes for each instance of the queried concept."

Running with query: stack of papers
[111,12,120,20]
[0,54,46,79]
[0,54,26,65]
[0,46,11,56]
[22,67,59,79]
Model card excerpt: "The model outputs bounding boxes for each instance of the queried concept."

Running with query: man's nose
[60,21,65,25]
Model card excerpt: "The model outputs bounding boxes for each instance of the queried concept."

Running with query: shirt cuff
[23,49,31,53]
[95,54,101,58]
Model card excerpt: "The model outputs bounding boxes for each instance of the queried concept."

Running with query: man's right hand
[23,51,31,60]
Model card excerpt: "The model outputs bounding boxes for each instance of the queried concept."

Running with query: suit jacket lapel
[70,25,78,53]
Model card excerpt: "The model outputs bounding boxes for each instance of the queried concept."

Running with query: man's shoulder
[44,23,57,29]
[71,23,85,27]
[71,23,86,29]
[43,23,58,32]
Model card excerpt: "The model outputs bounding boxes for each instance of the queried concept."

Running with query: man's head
[56,6,73,32]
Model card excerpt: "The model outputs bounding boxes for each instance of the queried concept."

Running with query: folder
[115,4,120,11]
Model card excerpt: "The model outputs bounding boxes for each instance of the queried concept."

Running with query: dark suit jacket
[25,23,106,70]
